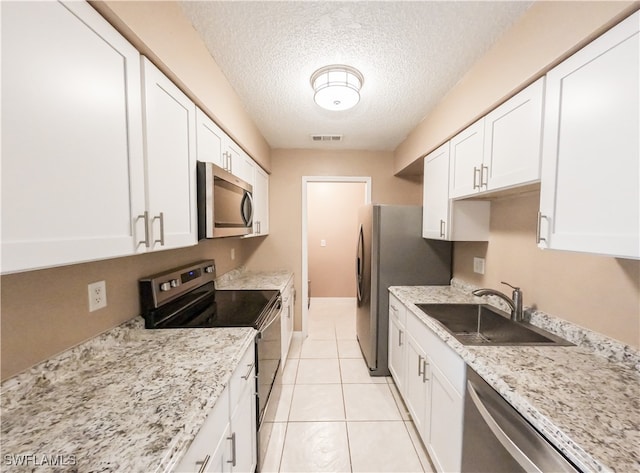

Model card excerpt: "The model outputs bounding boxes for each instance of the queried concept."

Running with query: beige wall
[90,1,271,171]
[245,149,422,329]
[454,192,640,348]
[308,182,367,298]
[395,1,638,175]
[1,239,261,380]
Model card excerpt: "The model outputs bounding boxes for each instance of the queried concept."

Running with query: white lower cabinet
[281,279,295,368]
[389,293,465,473]
[388,294,407,393]
[176,343,256,473]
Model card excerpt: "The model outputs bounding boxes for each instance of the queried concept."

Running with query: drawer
[389,293,406,325]
[229,342,256,406]
[407,311,465,396]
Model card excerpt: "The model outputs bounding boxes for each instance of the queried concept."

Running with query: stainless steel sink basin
[415,304,573,346]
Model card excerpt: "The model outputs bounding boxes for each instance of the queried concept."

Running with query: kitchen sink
[415,304,573,346]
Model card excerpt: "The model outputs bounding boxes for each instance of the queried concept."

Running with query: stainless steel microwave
[197,161,253,238]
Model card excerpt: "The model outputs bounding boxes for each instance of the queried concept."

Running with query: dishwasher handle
[466,380,543,473]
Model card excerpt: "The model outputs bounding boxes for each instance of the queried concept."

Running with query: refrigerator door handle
[356,224,365,302]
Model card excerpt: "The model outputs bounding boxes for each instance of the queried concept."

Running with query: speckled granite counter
[0,318,256,472]
[389,281,640,473]
[215,267,293,293]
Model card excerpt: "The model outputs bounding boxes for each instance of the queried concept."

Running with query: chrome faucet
[472,282,524,322]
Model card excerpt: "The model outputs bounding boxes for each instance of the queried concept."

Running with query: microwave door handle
[242,191,254,226]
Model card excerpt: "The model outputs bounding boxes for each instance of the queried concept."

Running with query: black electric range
[138,260,283,461]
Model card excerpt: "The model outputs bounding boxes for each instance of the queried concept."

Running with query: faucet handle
[501,281,520,291]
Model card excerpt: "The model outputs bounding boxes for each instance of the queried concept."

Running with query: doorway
[301,176,371,337]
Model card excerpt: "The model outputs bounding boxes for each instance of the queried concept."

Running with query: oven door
[256,303,281,425]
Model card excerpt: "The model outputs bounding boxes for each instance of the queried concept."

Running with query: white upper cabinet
[141,57,197,251]
[538,12,639,259]
[195,107,255,184]
[1,1,145,273]
[423,143,451,239]
[423,143,490,242]
[449,119,485,198]
[252,166,270,236]
[196,108,226,169]
[483,77,544,190]
[449,78,545,199]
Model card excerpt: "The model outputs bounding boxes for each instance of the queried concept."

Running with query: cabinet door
[1,1,145,273]
[230,367,257,473]
[229,344,257,473]
[141,57,197,251]
[423,143,450,240]
[196,108,226,168]
[281,282,294,366]
[484,78,544,191]
[539,12,639,259]
[388,296,406,394]
[449,119,485,198]
[253,166,270,236]
[404,334,429,437]
[428,363,464,473]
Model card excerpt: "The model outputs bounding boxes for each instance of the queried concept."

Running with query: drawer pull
[226,432,237,467]
[196,454,210,473]
[242,362,255,380]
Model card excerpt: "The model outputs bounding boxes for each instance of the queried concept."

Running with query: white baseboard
[309,297,356,304]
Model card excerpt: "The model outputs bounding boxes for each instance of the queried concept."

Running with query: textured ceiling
[180,1,532,151]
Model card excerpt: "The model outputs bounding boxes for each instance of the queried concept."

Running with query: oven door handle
[257,297,282,336]
[467,380,542,473]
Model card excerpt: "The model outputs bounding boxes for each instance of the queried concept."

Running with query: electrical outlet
[231,248,235,260]
[473,257,486,275]
[88,281,107,312]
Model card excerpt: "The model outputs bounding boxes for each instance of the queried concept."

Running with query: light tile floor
[261,298,435,473]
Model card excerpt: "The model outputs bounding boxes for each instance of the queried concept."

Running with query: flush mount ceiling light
[311,65,364,111]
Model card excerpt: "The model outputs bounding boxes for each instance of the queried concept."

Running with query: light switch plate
[473,257,486,275]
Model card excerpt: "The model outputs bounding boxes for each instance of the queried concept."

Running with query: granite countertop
[0,318,256,472]
[215,267,293,292]
[389,282,640,473]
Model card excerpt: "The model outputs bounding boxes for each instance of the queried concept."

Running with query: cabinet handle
[153,212,165,246]
[422,359,429,383]
[418,355,424,377]
[481,165,489,188]
[473,166,481,189]
[226,432,237,467]
[439,219,446,238]
[136,211,151,248]
[398,329,403,347]
[242,362,255,380]
[536,212,548,244]
[196,455,211,473]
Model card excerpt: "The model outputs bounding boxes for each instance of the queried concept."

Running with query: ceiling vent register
[311,134,343,142]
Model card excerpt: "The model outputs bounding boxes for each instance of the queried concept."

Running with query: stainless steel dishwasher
[461,366,581,473]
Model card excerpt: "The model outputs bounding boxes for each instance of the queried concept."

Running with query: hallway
[260,298,434,472]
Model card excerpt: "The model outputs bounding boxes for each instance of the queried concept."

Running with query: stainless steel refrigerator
[355,204,452,376]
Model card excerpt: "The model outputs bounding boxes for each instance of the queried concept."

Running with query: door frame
[301,176,372,338]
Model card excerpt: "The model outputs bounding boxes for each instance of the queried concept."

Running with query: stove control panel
[139,260,217,310]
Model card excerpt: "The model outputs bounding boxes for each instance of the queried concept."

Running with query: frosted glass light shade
[311,65,364,111]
